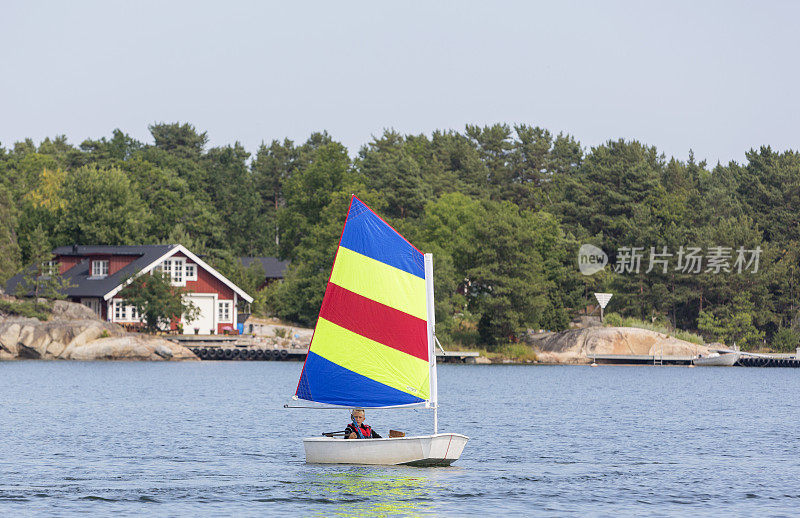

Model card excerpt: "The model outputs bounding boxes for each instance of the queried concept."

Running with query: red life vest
[348,423,373,438]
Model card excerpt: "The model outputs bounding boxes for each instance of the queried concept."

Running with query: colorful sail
[295,196,431,407]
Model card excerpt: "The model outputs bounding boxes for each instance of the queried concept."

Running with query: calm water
[1,361,799,517]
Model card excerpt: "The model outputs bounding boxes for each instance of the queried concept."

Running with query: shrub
[0,299,51,321]
[772,327,800,352]
[495,343,538,362]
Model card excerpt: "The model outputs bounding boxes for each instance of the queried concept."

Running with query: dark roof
[52,244,176,257]
[240,257,289,278]
[5,244,177,299]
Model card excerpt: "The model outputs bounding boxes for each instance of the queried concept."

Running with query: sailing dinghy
[287,196,468,466]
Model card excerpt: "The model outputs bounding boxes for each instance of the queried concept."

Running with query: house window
[113,300,140,322]
[185,263,197,281]
[172,258,184,285]
[114,300,127,321]
[91,260,109,277]
[218,301,231,323]
[81,298,101,316]
[159,259,185,285]
[161,259,172,278]
[41,260,58,277]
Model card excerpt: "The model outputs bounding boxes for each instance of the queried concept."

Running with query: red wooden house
[6,244,253,334]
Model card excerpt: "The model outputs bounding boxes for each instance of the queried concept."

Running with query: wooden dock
[170,337,481,363]
[590,354,694,365]
[737,356,800,368]
[591,353,800,367]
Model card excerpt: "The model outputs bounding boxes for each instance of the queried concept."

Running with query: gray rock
[154,344,174,359]
[17,325,52,358]
[51,300,101,321]
[531,326,708,364]
[0,322,22,355]
[0,300,198,361]
[66,335,198,361]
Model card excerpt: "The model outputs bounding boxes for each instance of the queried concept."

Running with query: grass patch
[448,342,538,362]
[492,343,538,362]
[0,299,51,321]
[604,312,704,345]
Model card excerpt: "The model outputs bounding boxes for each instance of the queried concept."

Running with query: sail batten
[294,196,433,408]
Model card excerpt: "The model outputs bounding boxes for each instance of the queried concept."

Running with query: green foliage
[2,124,798,351]
[771,327,800,352]
[57,165,147,245]
[417,193,573,347]
[149,122,208,158]
[0,298,51,320]
[119,270,199,333]
[0,184,21,283]
[14,224,72,300]
[697,293,765,350]
[250,287,272,317]
[494,343,538,362]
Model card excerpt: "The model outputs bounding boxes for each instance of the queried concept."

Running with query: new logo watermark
[578,245,761,276]
[578,244,608,275]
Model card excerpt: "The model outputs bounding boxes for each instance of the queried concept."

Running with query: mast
[424,253,438,434]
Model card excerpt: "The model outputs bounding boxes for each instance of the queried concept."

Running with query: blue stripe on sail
[339,197,425,279]
[296,351,426,407]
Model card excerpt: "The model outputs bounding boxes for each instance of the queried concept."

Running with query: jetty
[590,352,800,367]
[167,335,479,362]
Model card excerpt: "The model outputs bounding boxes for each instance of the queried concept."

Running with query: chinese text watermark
[578,245,761,276]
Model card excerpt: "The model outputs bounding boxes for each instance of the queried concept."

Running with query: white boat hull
[693,353,740,366]
[303,433,469,466]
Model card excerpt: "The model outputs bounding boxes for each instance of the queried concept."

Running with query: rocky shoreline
[529,326,709,364]
[0,300,198,361]
[0,299,708,364]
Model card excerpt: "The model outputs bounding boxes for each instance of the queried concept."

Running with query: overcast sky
[2,1,798,165]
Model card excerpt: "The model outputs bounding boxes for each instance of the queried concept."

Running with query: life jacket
[347,423,373,438]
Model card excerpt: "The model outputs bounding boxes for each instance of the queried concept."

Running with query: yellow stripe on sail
[330,247,427,321]
[312,317,430,400]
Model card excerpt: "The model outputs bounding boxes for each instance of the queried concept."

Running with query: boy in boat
[345,408,382,439]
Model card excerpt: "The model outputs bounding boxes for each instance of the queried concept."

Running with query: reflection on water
[298,468,457,517]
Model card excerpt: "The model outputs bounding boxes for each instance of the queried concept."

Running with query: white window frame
[112,299,142,323]
[41,260,58,277]
[218,301,232,323]
[91,260,109,278]
[172,257,185,286]
[161,259,172,278]
[184,262,197,281]
[114,300,128,321]
[81,298,101,317]
[159,258,186,286]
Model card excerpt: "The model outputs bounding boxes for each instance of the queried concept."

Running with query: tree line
[1,122,798,350]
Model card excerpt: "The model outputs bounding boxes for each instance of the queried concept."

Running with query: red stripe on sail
[319,283,428,362]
